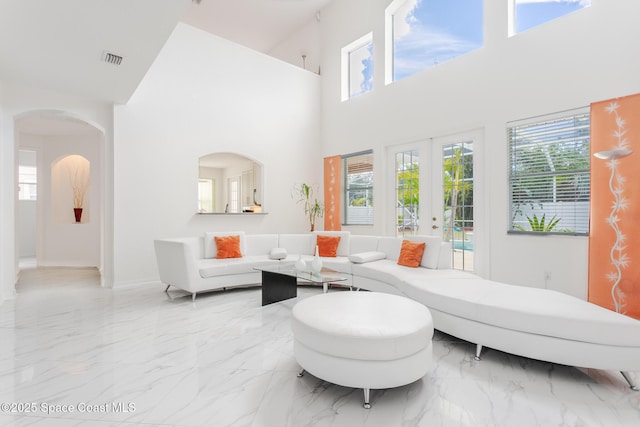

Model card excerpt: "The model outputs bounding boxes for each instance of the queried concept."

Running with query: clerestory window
[385,0,483,83]
[509,0,592,36]
[341,33,374,101]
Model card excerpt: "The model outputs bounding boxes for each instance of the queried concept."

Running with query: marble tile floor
[0,266,639,427]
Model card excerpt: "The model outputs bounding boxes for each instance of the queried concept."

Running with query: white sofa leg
[474,344,483,361]
[164,285,170,292]
[363,388,371,409]
[297,368,305,378]
[192,292,196,302]
[621,371,639,391]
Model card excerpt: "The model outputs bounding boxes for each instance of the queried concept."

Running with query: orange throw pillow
[317,235,341,257]
[397,240,426,268]
[214,235,243,259]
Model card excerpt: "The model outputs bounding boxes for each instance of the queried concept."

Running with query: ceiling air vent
[102,51,124,66]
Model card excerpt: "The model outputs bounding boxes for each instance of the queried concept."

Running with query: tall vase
[295,255,306,272]
[311,245,322,274]
[74,208,83,223]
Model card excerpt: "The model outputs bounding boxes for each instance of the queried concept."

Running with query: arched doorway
[14,110,105,282]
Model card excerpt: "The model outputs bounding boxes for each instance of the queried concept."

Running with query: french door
[390,130,480,272]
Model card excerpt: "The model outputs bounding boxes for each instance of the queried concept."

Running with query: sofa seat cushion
[198,256,278,278]
[282,254,315,264]
[402,277,640,347]
[352,259,424,290]
[319,256,353,275]
[352,259,477,291]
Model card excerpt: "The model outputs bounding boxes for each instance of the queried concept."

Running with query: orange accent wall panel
[324,156,342,231]
[589,94,640,319]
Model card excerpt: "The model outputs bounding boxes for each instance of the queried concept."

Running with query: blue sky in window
[350,42,373,98]
[393,0,483,81]
[515,0,591,34]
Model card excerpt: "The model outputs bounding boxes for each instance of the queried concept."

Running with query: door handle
[432,225,439,230]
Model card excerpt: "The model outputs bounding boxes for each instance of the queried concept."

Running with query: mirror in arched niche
[198,152,264,214]
[52,154,90,223]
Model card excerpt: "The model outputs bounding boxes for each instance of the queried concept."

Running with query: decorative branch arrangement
[66,155,90,209]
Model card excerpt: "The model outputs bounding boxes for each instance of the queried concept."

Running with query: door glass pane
[396,150,420,236]
[442,141,474,271]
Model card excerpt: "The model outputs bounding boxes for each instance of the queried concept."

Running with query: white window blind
[508,111,590,235]
[343,151,373,225]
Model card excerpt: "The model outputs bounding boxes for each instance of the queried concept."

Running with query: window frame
[507,108,591,236]
[395,149,420,236]
[341,33,374,101]
[342,150,374,226]
[385,0,484,84]
[508,0,592,37]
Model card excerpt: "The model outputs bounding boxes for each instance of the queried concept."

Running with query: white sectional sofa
[154,231,640,390]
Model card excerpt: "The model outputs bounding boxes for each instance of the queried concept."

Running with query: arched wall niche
[51,155,90,224]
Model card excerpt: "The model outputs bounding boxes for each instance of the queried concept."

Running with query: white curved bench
[381,274,640,390]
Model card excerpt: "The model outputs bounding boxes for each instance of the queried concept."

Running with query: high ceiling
[1,0,332,134]
[0,0,331,106]
[182,0,332,54]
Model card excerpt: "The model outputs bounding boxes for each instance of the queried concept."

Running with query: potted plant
[292,183,324,231]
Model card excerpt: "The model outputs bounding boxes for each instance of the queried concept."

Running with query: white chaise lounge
[154,231,640,390]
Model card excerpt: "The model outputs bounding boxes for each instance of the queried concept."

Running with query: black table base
[261,270,297,306]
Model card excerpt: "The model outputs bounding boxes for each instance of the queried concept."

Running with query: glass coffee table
[255,263,348,306]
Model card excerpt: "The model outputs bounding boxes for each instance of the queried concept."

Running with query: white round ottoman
[291,291,433,408]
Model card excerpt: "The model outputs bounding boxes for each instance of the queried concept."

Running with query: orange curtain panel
[324,156,342,231]
[589,94,640,319]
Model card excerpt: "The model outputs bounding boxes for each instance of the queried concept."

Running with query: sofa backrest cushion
[279,234,315,255]
[349,235,380,254]
[244,234,279,256]
[204,231,246,258]
[377,237,402,261]
[313,231,351,256]
[405,235,442,269]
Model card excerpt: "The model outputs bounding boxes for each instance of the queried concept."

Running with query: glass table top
[254,262,348,285]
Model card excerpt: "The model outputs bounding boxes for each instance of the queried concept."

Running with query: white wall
[269,15,322,75]
[17,201,36,257]
[113,24,322,287]
[318,0,640,298]
[0,83,114,300]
